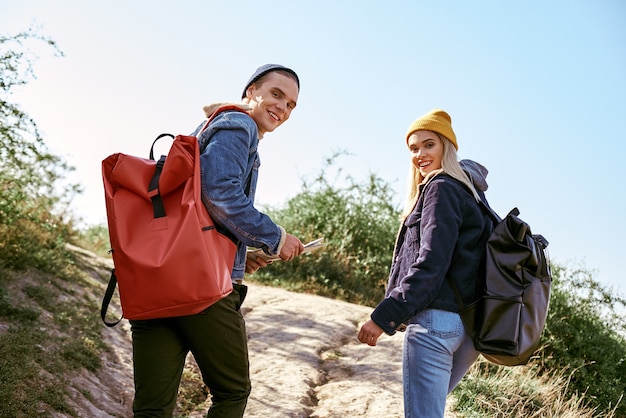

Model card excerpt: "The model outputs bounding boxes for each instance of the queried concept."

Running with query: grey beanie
[241,64,300,99]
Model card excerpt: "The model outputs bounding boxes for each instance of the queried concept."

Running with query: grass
[0,325,72,416]
[0,258,109,417]
[452,358,621,417]
[176,363,211,416]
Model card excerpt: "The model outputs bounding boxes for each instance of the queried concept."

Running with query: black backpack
[449,201,552,366]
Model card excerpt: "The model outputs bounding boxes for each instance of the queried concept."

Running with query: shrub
[540,263,626,416]
[251,152,401,306]
[74,223,111,258]
[0,27,79,274]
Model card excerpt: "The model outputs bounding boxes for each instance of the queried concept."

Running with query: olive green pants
[130,284,250,417]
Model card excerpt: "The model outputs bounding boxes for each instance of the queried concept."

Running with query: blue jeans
[402,309,479,418]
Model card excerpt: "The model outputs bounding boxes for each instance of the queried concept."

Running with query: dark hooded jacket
[370,160,493,335]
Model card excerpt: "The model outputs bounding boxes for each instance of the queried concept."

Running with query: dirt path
[92,280,458,417]
[242,283,404,417]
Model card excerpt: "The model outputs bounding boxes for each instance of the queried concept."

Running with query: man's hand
[279,233,304,261]
[245,254,271,274]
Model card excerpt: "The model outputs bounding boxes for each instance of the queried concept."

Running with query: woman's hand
[358,319,384,346]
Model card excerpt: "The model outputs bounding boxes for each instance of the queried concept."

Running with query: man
[131,64,304,417]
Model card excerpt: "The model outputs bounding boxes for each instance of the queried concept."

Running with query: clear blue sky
[2,1,625,293]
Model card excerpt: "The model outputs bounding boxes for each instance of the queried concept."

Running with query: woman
[358,109,492,417]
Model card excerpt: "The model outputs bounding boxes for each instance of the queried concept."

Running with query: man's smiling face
[244,71,299,137]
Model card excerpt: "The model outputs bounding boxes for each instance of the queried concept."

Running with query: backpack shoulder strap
[446,185,499,311]
[477,199,521,225]
[100,270,122,327]
[477,199,501,224]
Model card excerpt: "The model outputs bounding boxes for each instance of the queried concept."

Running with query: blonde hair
[401,133,479,219]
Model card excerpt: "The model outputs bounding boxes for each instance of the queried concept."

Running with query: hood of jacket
[460,159,489,192]
[203,102,252,118]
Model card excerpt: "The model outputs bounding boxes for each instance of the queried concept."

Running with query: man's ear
[245,84,256,99]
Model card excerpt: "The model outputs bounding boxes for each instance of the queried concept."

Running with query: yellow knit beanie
[405,109,458,150]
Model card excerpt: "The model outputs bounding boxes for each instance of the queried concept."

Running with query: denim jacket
[194,109,283,280]
[371,161,492,335]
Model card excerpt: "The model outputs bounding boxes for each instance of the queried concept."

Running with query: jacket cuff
[275,225,287,255]
[370,299,407,335]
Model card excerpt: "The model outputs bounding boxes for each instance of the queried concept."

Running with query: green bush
[74,223,111,257]
[540,264,626,416]
[251,152,401,306]
[0,28,79,275]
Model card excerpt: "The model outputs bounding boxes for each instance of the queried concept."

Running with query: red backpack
[100,105,246,326]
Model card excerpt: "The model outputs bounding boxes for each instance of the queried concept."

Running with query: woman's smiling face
[407,130,444,177]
